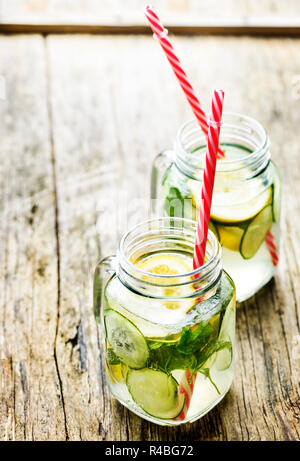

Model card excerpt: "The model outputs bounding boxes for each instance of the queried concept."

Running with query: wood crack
[44,38,69,441]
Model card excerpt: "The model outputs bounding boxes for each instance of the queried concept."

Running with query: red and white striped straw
[175,370,197,421]
[145,5,278,265]
[145,5,225,159]
[265,230,279,266]
[193,90,224,269]
[173,90,224,422]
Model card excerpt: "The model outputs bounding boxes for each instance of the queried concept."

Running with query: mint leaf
[176,322,213,355]
[164,186,187,217]
[149,345,197,373]
[107,348,121,365]
[196,340,232,370]
[148,341,165,350]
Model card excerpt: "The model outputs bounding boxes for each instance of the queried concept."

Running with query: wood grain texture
[0,35,65,440]
[2,23,300,37]
[1,0,300,23]
[0,33,299,441]
[1,0,300,36]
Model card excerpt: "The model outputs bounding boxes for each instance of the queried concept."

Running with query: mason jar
[94,217,236,426]
[151,113,282,302]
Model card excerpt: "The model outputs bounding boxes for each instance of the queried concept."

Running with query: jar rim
[118,217,221,286]
[176,111,270,173]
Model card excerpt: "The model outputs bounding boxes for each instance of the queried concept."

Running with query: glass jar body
[94,219,236,425]
[151,114,282,302]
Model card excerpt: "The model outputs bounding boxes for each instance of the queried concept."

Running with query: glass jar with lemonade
[151,113,281,302]
[94,218,236,425]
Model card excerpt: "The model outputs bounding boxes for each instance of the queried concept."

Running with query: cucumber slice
[240,205,273,259]
[272,165,281,222]
[105,309,149,369]
[127,368,185,419]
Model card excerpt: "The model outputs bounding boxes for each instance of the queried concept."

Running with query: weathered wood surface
[1,0,300,25]
[3,22,300,38]
[0,34,299,441]
[2,1,300,37]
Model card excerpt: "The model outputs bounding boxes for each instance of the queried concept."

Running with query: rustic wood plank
[2,22,300,37]
[0,33,299,441]
[1,0,300,23]
[45,35,121,441]
[0,35,66,440]
[1,0,300,36]
[44,34,300,441]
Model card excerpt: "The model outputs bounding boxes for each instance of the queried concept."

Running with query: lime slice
[127,368,185,419]
[105,309,149,369]
[240,205,273,259]
[271,164,281,222]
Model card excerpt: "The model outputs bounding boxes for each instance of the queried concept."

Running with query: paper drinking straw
[265,230,279,266]
[145,5,225,159]
[173,90,224,422]
[145,5,278,265]
[193,90,224,269]
[175,370,197,421]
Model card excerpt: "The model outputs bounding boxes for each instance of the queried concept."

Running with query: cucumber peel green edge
[104,309,149,369]
[126,368,186,420]
[239,205,273,259]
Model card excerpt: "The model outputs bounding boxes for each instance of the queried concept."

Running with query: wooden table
[0,33,299,441]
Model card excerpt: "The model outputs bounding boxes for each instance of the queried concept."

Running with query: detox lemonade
[151,113,281,301]
[94,218,236,425]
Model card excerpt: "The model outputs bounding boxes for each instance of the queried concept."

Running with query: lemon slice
[106,363,116,384]
[217,224,245,252]
[211,187,272,223]
[106,362,128,384]
[136,254,191,278]
[189,179,272,224]
[136,254,195,312]
[105,278,189,334]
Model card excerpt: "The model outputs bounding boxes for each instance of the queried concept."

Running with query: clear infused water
[159,143,281,302]
[102,250,235,425]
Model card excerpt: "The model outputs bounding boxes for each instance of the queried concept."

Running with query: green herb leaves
[176,322,213,355]
[147,315,232,378]
[107,348,121,365]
